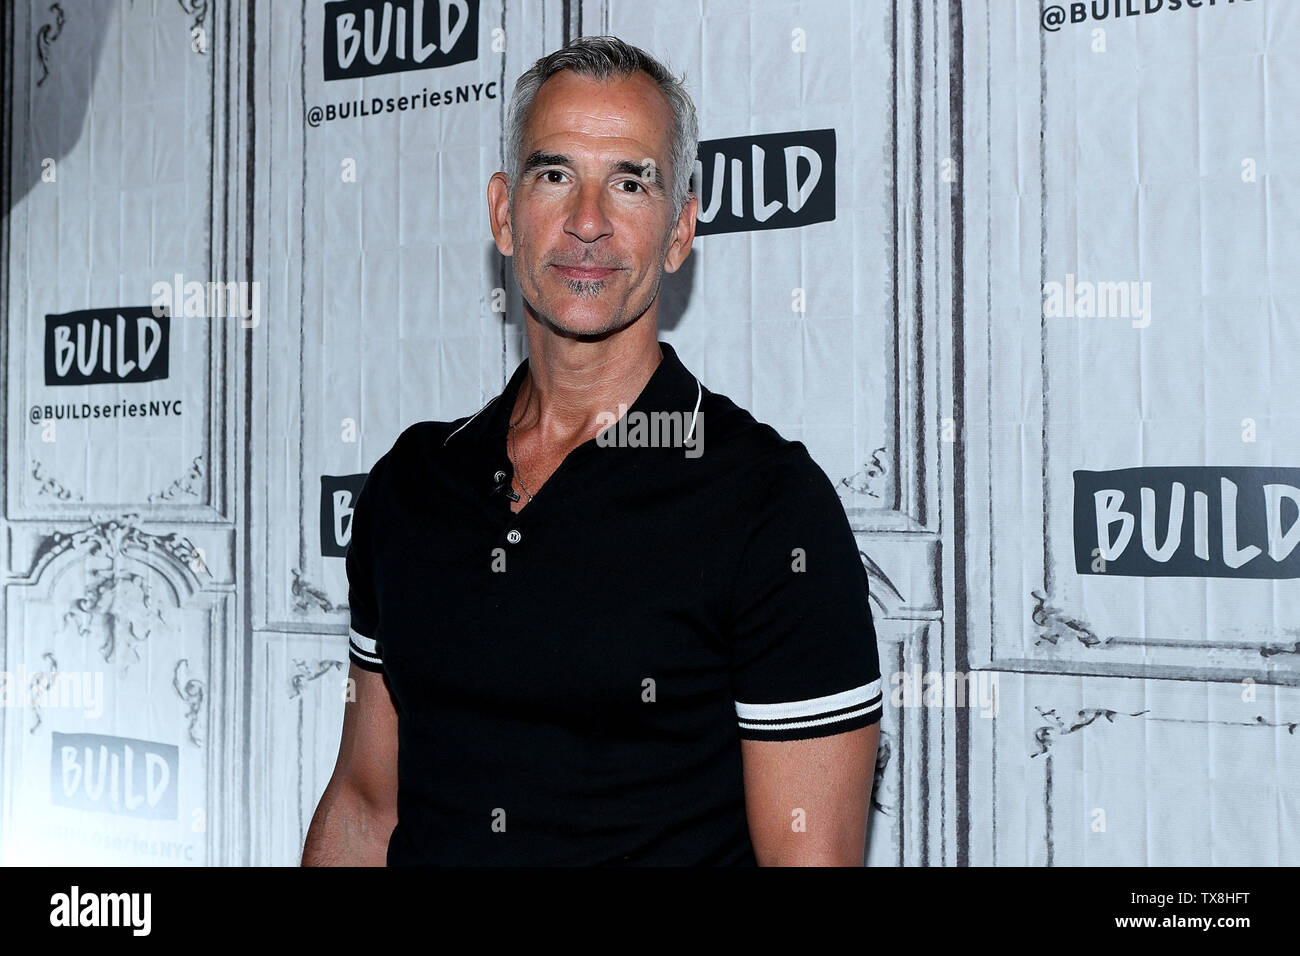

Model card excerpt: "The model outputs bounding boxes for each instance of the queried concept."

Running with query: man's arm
[740,722,880,866]
[302,663,400,866]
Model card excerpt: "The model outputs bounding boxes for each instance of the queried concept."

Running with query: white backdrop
[2,0,1297,866]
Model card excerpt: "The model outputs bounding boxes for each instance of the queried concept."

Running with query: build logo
[1075,466,1300,578]
[51,733,178,820]
[324,0,478,81]
[321,474,369,557]
[44,308,169,387]
[693,129,836,235]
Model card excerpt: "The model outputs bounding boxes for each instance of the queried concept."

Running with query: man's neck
[512,323,663,450]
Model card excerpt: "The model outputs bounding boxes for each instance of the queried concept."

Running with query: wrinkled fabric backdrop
[3,0,1297,865]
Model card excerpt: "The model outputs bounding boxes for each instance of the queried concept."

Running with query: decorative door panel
[962,0,1299,682]
[966,671,1300,866]
[2,0,243,864]
[2,520,237,865]
[5,0,236,521]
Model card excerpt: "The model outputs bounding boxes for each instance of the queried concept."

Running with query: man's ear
[488,171,514,256]
[662,193,697,274]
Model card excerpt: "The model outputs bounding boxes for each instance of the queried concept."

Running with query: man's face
[489,69,695,338]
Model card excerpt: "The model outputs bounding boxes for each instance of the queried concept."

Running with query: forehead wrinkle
[523,75,673,186]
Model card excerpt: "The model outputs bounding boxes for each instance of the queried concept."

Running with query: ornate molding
[126,0,207,41]
[1031,592,1300,663]
[31,459,84,502]
[871,728,895,816]
[177,0,208,35]
[63,561,165,671]
[838,445,891,502]
[31,513,207,584]
[1030,706,1149,758]
[1245,714,1298,735]
[27,652,59,734]
[172,659,205,747]
[289,659,345,699]
[35,2,66,88]
[148,455,205,502]
[290,569,337,614]
[23,515,208,669]
[861,550,906,617]
[1031,590,1107,648]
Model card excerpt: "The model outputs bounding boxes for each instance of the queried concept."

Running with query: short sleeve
[727,444,884,741]
[345,454,386,674]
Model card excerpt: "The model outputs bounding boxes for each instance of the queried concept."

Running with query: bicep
[740,722,879,866]
[329,662,400,816]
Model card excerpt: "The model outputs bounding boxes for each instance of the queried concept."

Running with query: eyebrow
[520,150,666,190]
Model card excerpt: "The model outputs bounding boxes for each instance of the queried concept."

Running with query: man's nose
[564,180,613,242]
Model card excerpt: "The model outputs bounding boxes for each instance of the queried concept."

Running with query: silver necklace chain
[508,377,537,503]
[508,420,534,502]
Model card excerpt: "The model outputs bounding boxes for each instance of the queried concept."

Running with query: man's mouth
[552,263,617,280]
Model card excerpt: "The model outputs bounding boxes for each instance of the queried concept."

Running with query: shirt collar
[443,340,703,453]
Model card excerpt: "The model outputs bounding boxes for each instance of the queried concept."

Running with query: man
[303,35,883,867]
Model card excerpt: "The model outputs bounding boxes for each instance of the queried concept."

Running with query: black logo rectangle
[1074,466,1300,578]
[323,0,478,81]
[44,308,169,386]
[694,128,836,235]
[321,474,368,557]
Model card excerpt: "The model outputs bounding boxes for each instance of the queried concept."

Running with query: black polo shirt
[345,341,883,866]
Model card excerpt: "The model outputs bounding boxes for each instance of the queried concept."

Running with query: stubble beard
[514,219,672,340]
[519,252,666,341]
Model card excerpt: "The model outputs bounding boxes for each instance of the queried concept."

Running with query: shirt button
[506,529,522,544]
[493,470,507,483]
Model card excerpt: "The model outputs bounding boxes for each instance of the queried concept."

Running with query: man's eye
[620,180,644,193]
[542,170,566,183]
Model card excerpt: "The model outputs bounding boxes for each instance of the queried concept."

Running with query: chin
[523,281,653,340]
[539,309,627,340]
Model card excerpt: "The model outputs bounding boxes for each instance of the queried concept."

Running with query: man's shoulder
[696,386,831,490]
[361,415,478,490]
[387,418,466,459]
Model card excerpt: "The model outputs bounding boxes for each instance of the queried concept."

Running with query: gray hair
[505,36,699,221]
